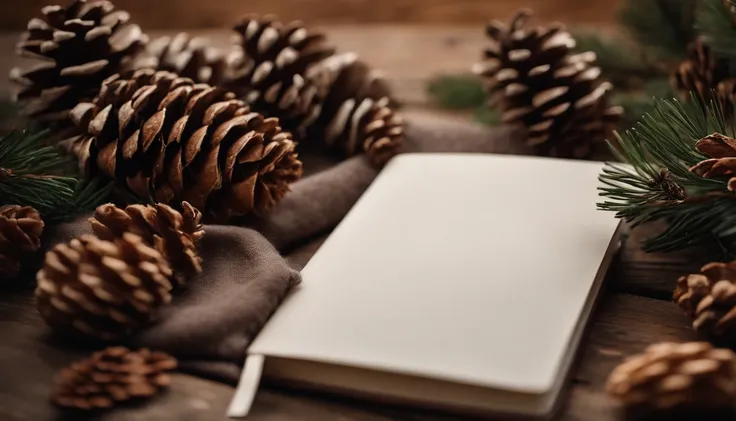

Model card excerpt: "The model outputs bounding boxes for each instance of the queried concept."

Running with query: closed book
[228,153,622,419]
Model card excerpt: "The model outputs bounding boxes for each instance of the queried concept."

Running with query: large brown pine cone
[671,38,735,114]
[35,233,174,341]
[226,14,336,135]
[133,32,229,86]
[10,0,147,131]
[52,346,176,410]
[90,202,204,285]
[472,9,622,159]
[0,205,45,282]
[606,342,736,410]
[674,261,736,337]
[689,133,736,191]
[66,68,303,221]
[310,52,404,166]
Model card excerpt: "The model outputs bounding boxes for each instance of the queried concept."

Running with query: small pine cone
[310,52,403,165]
[133,33,228,86]
[10,0,147,131]
[90,202,204,285]
[472,9,622,159]
[66,69,303,222]
[0,205,45,281]
[226,14,336,135]
[674,261,736,337]
[689,133,736,191]
[52,346,176,410]
[606,342,736,410]
[35,233,174,341]
[671,38,734,113]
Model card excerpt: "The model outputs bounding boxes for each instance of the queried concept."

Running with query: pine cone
[66,69,303,221]
[226,14,336,135]
[133,33,228,86]
[689,133,736,191]
[310,52,404,166]
[674,261,736,337]
[10,0,147,131]
[35,233,174,340]
[606,342,736,410]
[0,205,45,282]
[671,38,733,112]
[52,346,176,410]
[89,202,204,285]
[472,9,622,159]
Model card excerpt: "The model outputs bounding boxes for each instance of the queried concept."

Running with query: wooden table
[0,26,711,421]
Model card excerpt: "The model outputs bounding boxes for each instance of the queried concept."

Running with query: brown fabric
[43,112,528,383]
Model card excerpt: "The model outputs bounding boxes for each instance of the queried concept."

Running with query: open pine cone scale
[67,69,302,221]
[11,0,147,126]
[473,9,621,159]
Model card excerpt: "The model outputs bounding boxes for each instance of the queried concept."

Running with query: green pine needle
[696,0,736,62]
[427,74,486,110]
[619,0,695,61]
[0,130,111,222]
[598,93,736,253]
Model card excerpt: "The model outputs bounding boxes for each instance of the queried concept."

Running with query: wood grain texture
[0,282,698,421]
[2,0,623,30]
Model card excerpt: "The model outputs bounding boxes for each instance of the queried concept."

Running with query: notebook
[228,153,622,419]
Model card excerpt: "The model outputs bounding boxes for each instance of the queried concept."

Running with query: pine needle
[619,0,696,61]
[0,130,111,222]
[696,0,736,64]
[598,93,736,254]
[427,74,486,110]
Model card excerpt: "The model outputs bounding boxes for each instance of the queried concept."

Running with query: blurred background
[0,0,630,118]
[2,0,621,29]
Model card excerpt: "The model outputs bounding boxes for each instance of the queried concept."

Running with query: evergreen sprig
[598,94,736,253]
[619,0,696,61]
[0,130,111,222]
[696,0,736,65]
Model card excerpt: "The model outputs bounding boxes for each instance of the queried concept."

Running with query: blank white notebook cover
[229,153,621,418]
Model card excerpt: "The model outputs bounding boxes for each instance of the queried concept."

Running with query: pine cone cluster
[10,0,147,132]
[472,9,622,159]
[66,68,302,221]
[607,342,736,410]
[674,261,736,337]
[689,133,736,191]
[90,202,204,285]
[134,32,229,86]
[35,233,174,341]
[671,38,735,115]
[0,205,45,282]
[52,347,176,410]
[226,15,404,165]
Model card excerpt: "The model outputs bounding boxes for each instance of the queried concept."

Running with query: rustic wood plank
[608,223,715,300]
[2,0,623,30]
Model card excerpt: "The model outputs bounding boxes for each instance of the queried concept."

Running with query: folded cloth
[40,113,527,383]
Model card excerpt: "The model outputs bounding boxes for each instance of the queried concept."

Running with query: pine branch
[0,130,111,222]
[619,0,696,61]
[427,74,486,110]
[696,0,736,65]
[598,94,736,253]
